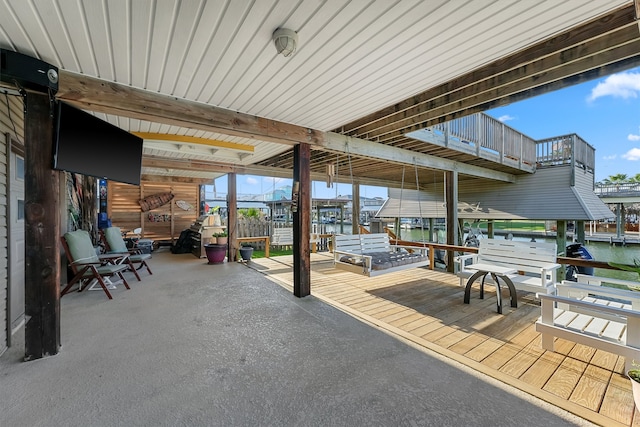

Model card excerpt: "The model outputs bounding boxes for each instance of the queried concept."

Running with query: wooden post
[227,173,237,262]
[445,171,458,272]
[293,143,311,297]
[24,91,61,360]
[352,183,360,235]
[487,220,494,238]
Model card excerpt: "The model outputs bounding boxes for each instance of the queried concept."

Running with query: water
[385,226,640,282]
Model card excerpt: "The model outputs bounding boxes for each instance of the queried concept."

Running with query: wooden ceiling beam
[58,71,510,181]
[358,30,640,143]
[339,4,640,138]
[57,71,321,147]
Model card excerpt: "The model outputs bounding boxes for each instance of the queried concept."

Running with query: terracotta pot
[216,236,228,245]
[204,244,226,264]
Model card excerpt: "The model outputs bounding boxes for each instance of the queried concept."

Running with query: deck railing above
[595,182,640,196]
[407,113,596,175]
[535,134,595,173]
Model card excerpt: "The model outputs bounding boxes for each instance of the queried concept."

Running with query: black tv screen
[54,102,143,185]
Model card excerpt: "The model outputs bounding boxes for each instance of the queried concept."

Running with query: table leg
[491,273,503,314]
[464,271,489,304]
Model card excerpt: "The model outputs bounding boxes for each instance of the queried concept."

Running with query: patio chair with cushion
[100,226,153,278]
[61,230,131,300]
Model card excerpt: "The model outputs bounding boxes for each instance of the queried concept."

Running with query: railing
[535,134,595,173]
[595,182,640,196]
[418,113,538,172]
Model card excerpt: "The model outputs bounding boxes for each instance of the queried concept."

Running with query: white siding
[0,94,24,354]
[380,165,614,221]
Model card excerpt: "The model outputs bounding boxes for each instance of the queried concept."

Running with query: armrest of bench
[537,293,640,319]
[454,254,478,272]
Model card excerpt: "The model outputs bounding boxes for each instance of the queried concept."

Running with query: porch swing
[332,146,430,277]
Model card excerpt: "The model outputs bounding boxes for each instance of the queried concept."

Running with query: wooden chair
[100,226,153,278]
[61,230,131,299]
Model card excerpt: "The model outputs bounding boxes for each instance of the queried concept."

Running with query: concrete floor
[1,249,595,426]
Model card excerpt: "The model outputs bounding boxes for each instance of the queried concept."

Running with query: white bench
[333,233,429,277]
[456,239,560,295]
[271,228,293,247]
[573,273,640,291]
[536,280,640,372]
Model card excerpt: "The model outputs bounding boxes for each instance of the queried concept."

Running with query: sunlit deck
[248,253,640,427]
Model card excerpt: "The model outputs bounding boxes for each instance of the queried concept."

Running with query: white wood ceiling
[0,0,632,179]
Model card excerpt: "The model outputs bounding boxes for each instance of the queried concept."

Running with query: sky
[211,65,640,200]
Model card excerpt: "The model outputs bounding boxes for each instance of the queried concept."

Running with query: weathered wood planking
[108,180,198,242]
[247,253,635,427]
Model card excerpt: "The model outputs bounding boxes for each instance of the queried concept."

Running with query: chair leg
[127,259,142,281]
[94,275,114,299]
[118,272,131,290]
[143,261,153,275]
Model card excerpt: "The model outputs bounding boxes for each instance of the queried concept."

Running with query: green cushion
[64,230,99,264]
[103,227,129,253]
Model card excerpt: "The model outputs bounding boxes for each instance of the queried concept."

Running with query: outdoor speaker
[0,48,58,94]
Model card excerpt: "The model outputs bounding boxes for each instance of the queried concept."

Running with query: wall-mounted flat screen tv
[54,102,143,185]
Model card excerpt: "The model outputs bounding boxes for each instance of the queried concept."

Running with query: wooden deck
[247,253,640,427]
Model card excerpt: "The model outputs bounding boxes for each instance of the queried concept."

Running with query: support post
[227,173,237,262]
[24,91,60,360]
[576,220,585,244]
[428,218,434,242]
[616,203,623,238]
[487,220,494,238]
[556,220,568,280]
[293,144,311,297]
[445,171,458,272]
[352,183,360,235]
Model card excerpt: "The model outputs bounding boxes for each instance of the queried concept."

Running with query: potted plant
[239,243,254,261]
[204,243,226,264]
[214,231,228,245]
[629,361,640,410]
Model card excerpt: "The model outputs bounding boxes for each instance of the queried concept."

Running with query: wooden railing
[536,134,595,173]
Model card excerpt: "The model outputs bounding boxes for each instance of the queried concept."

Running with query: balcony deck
[250,252,640,427]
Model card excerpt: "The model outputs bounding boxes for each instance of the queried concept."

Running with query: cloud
[603,154,617,160]
[629,134,640,141]
[622,148,640,161]
[246,177,258,185]
[588,71,640,102]
[497,114,515,122]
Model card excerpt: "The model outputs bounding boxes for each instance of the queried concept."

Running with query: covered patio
[0,249,595,426]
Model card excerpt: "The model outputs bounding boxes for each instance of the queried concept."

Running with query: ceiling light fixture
[272,28,298,57]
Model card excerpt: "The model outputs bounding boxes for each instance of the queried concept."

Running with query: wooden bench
[333,233,429,277]
[236,236,270,258]
[456,239,560,296]
[536,280,640,372]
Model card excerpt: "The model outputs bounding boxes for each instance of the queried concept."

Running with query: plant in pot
[214,231,228,245]
[629,361,640,410]
[239,243,254,261]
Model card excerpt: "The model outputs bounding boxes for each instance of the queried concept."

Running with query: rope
[399,165,405,240]
[414,159,425,244]
[345,141,366,273]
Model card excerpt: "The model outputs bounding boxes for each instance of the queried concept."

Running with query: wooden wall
[108,180,199,242]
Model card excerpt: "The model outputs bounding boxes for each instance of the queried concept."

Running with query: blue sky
[214,65,640,199]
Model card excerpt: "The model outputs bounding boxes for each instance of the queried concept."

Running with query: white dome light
[272,28,298,57]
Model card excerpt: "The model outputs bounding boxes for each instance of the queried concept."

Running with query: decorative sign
[138,192,174,212]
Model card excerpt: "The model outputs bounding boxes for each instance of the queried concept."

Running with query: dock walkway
[250,252,639,427]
